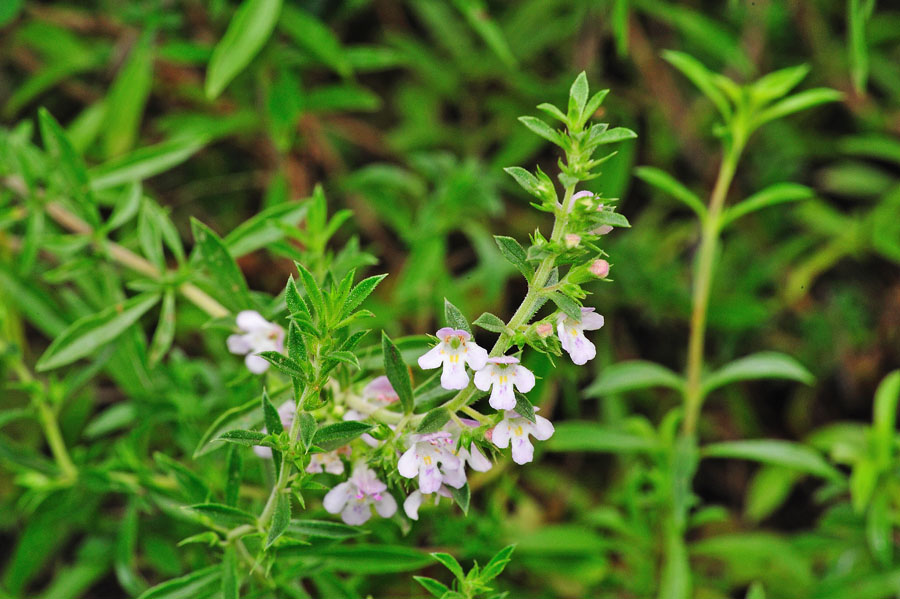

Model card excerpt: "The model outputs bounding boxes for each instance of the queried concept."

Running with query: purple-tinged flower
[362,375,399,404]
[489,408,554,465]
[253,400,294,459]
[473,356,536,411]
[418,328,488,390]
[564,233,581,249]
[590,259,610,278]
[403,486,452,521]
[323,463,397,525]
[227,310,284,374]
[556,307,604,365]
[397,431,462,494]
[536,323,554,338]
[306,447,349,475]
[569,190,595,212]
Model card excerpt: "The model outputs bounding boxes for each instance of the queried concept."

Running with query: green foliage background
[1,0,899,598]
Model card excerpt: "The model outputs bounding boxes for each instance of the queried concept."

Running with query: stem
[3,177,229,319]
[681,139,744,436]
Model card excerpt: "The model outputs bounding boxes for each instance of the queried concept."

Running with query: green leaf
[275,544,430,573]
[702,440,843,481]
[216,430,267,447]
[587,127,637,146]
[295,262,326,319]
[115,499,146,596]
[266,492,291,549]
[746,582,766,599]
[503,166,545,201]
[494,235,534,280]
[190,218,251,308]
[443,298,472,335]
[662,50,732,119]
[38,107,97,225]
[416,407,451,433]
[205,0,283,99]
[262,389,285,436]
[518,116,564,147]
[221,546,238,599]
[754,88,843,126]
[872,370,900,467]
[36,293,160,371]
[224,201,308,257]
[701,352,814,397]
[194,396,264,457]
[514,391,536,423]
[287,519,366,539]
[546,421,659,454]
[449,483,470,515]
[413,576,450,598]
[745,465,801,523]
[586,360,684,396]
[568,71,589,123]
[480,544,515,582]
[189,503,257,527]
[750,64,809,103]
[154,453,210,504]
[103,32,153,157]
[148,290,176,367]
[224,445,243,507]
[450,0,516,67]
[634,166,707,221]
[473,312,507,333]
[720,183,813,229]
[431,553,465,581]
[258,351,307,381]
[313,421,373,451]
[343,274,387,317]
[549,292,581,320]
[299,412,317,452]
[848,0,869,94]
[279,5,351,77]
[382,332,414,413]
[284,275,310,319]
[90,137,207,191]
[136,565,221,599]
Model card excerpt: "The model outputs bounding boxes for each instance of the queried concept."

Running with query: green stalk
[681,138,745,437]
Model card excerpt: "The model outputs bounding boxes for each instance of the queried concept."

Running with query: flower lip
[435,327,470,342]
[487,356,519,365]
[557,306,596,322]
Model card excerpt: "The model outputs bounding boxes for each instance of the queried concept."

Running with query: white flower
[556,307,604,365]
[418,327,488,390]
[323,463,397,525]
[490,408,554,465]
[253,400,294,459]
[363,375,399,403]
[306,447,349,475]
[403,486,452,520]
[227,310,284,374]
[473,356,536,411]
[397,431,462,494]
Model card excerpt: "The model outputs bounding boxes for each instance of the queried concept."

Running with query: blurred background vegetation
[1,0,899,598]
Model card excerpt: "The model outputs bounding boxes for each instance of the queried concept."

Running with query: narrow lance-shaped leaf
[36,293,161,371]
[720,183,813,229]
[205,0,283,99]
[753,88,844,127]
[266,492,291,549]
[148,290,176,367]
[494,235,534,280]
[190,218,252,309]
[343,273,387,316]
[313,421,374,451]
[662,50,732,120]
[702,439,842,481]
[634,166,707,221]
[701,352,814,397]
[382,332,414,413]
[443,299,471,335]
[136,565,221,599]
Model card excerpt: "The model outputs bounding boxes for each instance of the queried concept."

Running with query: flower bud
[594,225,613,235]
[590,259,610,278]
[536,322,553,338]
[564,234,581,249]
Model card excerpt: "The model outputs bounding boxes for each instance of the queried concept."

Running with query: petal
[397,446,419,479]
[488,382,516,411]
[511,437,535,464]
[580,310,605,331]
[375,493,397,517]
[441,466,466,489]
[341,500,372,525]
[253,445,273,459]
[568,334,596,366]
[245,353,270,374]
[513,365,536,393]
[419,465,443,494]
[323,482,351,514]
[531,415,555,441]
[417,345,444,370]
[404,491,423,520]
[305,458,323,473]
[236,310,269,332]
[441,360,469,390]
[326,458,345,475]
[557,320,574,354]
[473,366,493,392]
[491,421,511,449]
[466,443,492,472]
[227,334,251,355]
[464,342,489,371]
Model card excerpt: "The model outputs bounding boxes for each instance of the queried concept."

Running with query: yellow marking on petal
[423,455,433,466]
[449,354,459,363]
[499,375,508,384]
[514,426,524,436]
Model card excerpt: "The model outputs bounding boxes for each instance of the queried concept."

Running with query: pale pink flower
[557,307,604,365]
[473,356,536,411]
[323,463,397,525]
[418,328,488,390]
[227,310,284,374]
[490,408,555,465]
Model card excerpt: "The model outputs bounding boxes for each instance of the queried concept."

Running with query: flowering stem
[682,137,745,437]
[3,177,229,320]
